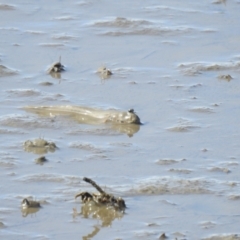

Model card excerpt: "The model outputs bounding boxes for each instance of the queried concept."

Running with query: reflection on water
[111,123,140,137]
[82,226,100,240]
[73,202,124,227]
[73,202,124,240]
[21,207,40,217]
[49,71,62,79]
[24,145,56,154]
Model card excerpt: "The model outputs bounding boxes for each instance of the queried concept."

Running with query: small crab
[75,177,126,211]
[24,138,57,154]
[97,66,113,79]
[21,198,41,209]
[24,138,57,148]
[47,57,65,74]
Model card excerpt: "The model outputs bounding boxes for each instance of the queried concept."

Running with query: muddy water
[1,0,240,239]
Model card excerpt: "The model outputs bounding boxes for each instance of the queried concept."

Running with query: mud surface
[0,0,240,239]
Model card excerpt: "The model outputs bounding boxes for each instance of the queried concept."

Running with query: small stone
[218,74,233,81]
[35,156,48,165]
[39,81,53,86]
[159,233,167,239]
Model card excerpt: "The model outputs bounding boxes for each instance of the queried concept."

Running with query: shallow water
[1,0,240,239]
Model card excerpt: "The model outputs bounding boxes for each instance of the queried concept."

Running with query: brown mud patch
[0,65,18,77]
[0,4,15,10]
[156,158,186,165]
[179,60,240,75]
[69,142,106,154]
[130,177,212,195]
[91,17,205,36]
[168,168,192,174]
[167,118,201,132]
[0,114,57,129]
[189,106,214,113]
[203,234,240,240]
[6,89,41,97]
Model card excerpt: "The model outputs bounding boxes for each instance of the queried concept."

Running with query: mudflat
[0,0,240,239]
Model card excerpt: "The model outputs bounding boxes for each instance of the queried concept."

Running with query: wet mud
[91,16,209,36]
[0,4,15,10]
[178,59,240,76]
[1,0,240,239]
[0,65,18,77]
